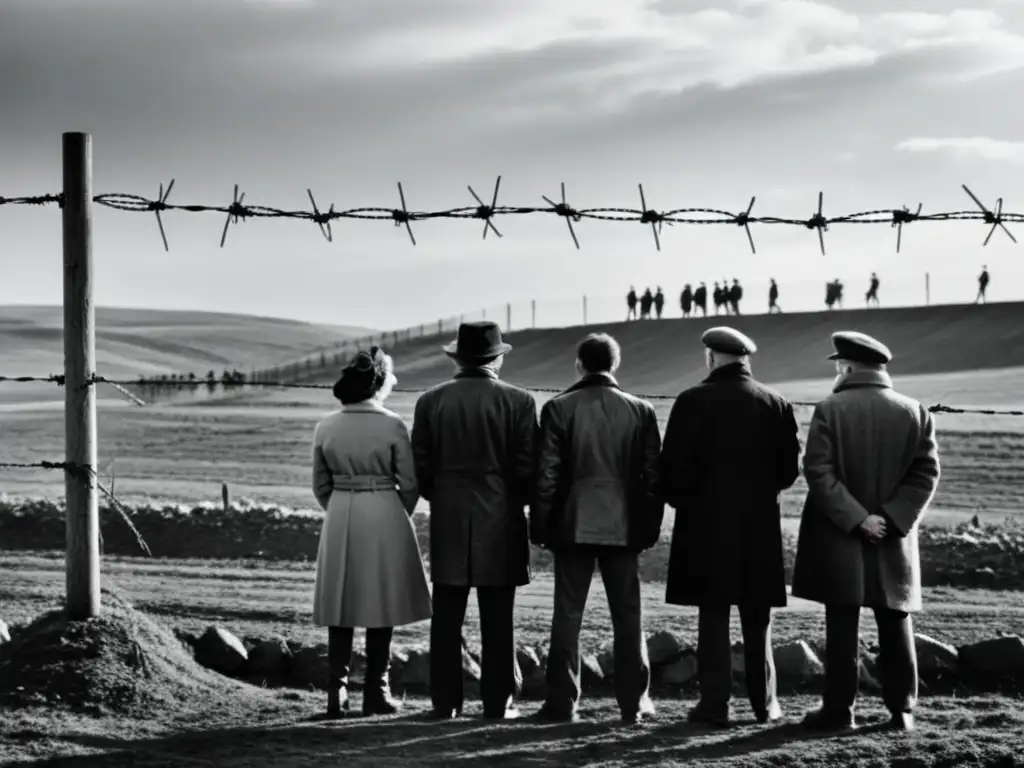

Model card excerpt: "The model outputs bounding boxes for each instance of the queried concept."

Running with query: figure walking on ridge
[680,284,693,318]
[826,279,844,311]
[866,273,880,307]
[411,322,538,720]
[712,283,724,315]
[532,333,663,725]
[792,332,940,733]
[654,287,665,319]
[729,279,743,315]
[626,287,638,320]
[311,347,432,719]
[976,266,989,303]
[693,282,708,317]
[660,327,801,726]
[768,279,781,313]
[640,288,654,320]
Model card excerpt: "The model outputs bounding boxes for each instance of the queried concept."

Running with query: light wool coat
[791,369,941,613]
[311,400,432,628]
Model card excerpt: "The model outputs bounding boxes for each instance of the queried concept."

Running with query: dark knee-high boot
[363,627,401,716]
[327,627,354,718]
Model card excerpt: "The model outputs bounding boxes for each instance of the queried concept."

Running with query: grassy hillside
[318,301,1024,399]
[0,306,372,405]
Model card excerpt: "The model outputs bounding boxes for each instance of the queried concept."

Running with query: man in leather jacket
[531,333,664,725]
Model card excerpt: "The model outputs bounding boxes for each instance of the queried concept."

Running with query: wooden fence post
[531,300,536,328]
[583,295,588,325]
[222,482,231,512]
[925,273,930,306]
[62,131,100,619]
[506,303,511,331]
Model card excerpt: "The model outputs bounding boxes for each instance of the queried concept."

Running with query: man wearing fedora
[531,333,663,725]
[660,326,801,727]
[411,320,538,720]
[793,331,940,733]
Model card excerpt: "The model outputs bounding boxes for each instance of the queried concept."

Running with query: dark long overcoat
[660,363,801,607]
[411,368,538,587]
[791,370,940,613]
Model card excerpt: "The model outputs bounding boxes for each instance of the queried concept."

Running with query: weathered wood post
[506,303,511,332]
[63,131,100,619]
[531,300,536,328]
[222,482,231,512]
[583,295,588,325]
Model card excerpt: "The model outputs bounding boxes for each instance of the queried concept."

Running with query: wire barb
[891,203,922,254]
[637,184,667,252]
[307,189,334,243]
[804,192,828,255]
[468,176,503,239]
[392,182,416,245]
[962,185,1017,246]
[220,184,247,248]
[733,197,757,254]
[148,179,175,252]
[542,182,582,249]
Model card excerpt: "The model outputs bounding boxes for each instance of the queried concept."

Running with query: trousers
[695,604,776,716]
[545,547,650,716]
[823,605,917,716]
[430,584,518,715]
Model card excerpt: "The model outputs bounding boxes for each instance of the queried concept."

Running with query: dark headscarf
[332,346,390,405]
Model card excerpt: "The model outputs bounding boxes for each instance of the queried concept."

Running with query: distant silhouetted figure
[712,282,724,315]
[768,279,781,313]
[640,288,654,319]
[693,283,708,317]
[626,287,638,320]
[976,266,989,303]
[729,279,743,315]
[681,284,693,318]
[654,287,665,319]
[866,273,880,307]
[825,279,844,311]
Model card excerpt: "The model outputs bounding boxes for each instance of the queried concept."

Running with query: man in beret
[792,331,941,732]
[411,321,538,721]
[660,326,801,727]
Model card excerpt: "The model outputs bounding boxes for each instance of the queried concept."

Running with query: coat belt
[332,474,396,492]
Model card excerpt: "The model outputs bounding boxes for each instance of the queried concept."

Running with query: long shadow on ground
[4,698,1022,768]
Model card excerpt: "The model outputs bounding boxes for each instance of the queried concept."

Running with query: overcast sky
[1,0,1022,329]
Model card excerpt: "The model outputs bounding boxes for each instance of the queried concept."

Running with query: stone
[581,654,605,691]
[290,643,329,689]
[0,619,12,646]
[398,649,431,691]
[194,626,248,676]
[859,657,880,691]
[914,633,958,674]
[246,637,291,676]
[596,642,615,678]
[959,636,1024,676]
[516,646,546,699]
[647,630,686,666]
[773,641,824,682]
[660,652,698,686]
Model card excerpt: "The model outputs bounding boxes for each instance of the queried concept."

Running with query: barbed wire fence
[1,133,1022,618]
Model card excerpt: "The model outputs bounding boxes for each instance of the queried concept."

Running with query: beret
[827,331,892,365]
[701,326,757,355]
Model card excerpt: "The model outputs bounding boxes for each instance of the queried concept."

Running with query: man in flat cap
[411,321,538,720]
[793,331,940,732]
[532,333,663,725]
[660,326,801,726]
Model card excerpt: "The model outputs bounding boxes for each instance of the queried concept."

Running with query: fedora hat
[442,321,512,363]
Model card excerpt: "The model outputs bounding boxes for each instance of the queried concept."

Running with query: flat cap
[701,326,757,355]
[827,331,892,365]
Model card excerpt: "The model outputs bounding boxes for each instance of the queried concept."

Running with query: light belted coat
[311,400,432,628]
[791,369,941,613]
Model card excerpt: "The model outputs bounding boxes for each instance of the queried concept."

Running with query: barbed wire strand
[0,182,1019,255]
[0,460,151,556]
[0,372,1021,415]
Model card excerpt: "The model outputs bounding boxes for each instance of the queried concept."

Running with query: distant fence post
[437,318,442,335]
[531,300,536,328]
[506,303,511,332]
[583,295,588,325]
[62,131,101,620]
[925,273,930,306]
[222,482,231,511]
[482,307,487,320]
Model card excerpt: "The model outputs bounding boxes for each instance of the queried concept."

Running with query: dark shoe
[885,712,915,732]
[534,704,580,723]
[484,706,521,720]
[363,627,401,716]
[687,704,730,728]
[754,699,783,724]
[325,687,350,719]
[802,707,857,732]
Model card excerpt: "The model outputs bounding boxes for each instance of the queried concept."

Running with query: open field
[0,305,370,406]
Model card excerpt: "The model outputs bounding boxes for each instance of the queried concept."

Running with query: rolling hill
[298,301,1024,403]
[0,306,372,405]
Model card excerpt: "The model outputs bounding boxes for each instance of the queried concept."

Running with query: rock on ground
[915,633,958,673]
[246,637,292,676]
[774,640,824,682]
[195,626,248,676]
[959,636,1024,676]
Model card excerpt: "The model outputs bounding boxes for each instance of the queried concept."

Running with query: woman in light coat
[311,346,431,718]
